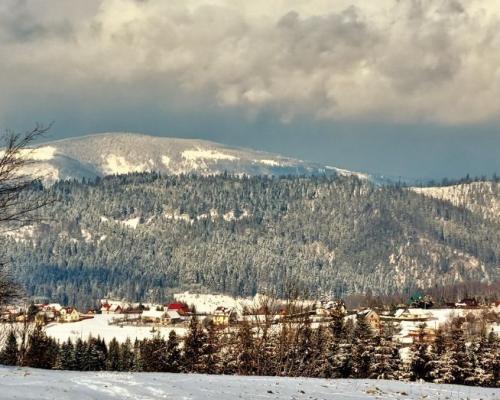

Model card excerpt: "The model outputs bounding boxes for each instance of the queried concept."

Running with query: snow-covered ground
[46,314,186,344]
[174,291,314,315]
[0,367,497,400]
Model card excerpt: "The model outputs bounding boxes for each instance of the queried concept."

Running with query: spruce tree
[119,338,135,372]
[107,338,121,371]
[351,315,374,378]
[24,327,58,369]
[324,309,351,379]
[407,325,432,381]
[57,339,76,370]
[140,335,168,372]
[235,320,254,375]
[305,324,328,377]
[0,330,18,366]
[183,316,207,373]
[201,322,220,374]
[74,338,86,370]
[431,320,472,384]
[165,331,182,373]
[370,332,401,380]
[294,316,314,376]
[84,338,101,371]
[469,330,499,387]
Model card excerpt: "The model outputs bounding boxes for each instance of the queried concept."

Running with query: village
[2,292,499,349]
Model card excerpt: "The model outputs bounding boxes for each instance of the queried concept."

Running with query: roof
[142,309,165,319]
[357,309,377,317]
[167,302,188,311]
[166,310,181,319]
[214,306,233,315]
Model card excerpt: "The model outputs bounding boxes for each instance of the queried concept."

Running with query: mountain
[5,174,498,309]
[23,132,374,182]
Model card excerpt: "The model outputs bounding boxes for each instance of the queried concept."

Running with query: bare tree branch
[0,124,52,306]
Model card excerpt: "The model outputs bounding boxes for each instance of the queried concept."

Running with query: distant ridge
[19,132,382,183]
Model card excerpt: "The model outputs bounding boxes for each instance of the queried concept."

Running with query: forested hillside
[2,175,499,309]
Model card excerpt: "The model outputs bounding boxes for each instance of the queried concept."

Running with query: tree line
[1,308,498,388]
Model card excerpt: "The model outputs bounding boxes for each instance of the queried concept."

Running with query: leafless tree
[0,124,51,307]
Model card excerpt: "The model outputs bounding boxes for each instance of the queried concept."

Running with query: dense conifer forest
[2,174,499,309]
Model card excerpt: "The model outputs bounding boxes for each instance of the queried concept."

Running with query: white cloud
[0,0,499,125]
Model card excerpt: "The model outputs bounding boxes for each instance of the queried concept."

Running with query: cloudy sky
[0,0,499,180]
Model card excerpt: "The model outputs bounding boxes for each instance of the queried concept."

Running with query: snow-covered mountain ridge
[20,132,374,183]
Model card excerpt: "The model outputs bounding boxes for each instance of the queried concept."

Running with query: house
[141,308,183,324]
[142,309,166,323]
[166,310,182,323]
[391,308,432,322]
[315,299,346,317]
[1,306,22,322]
[45,303,62,313]
[455,298,479,308]
[212,306,236,326]
[59,307,80,322]
[101,303,123,314]
[167,302,189,315]
[357,309,381,331]
[408,327,437,344]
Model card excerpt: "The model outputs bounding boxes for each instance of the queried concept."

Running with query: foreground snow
[0,367,497,400]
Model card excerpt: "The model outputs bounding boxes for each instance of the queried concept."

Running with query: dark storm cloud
[0,0,498,179]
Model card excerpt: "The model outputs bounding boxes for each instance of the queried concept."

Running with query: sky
[0,0,499,181]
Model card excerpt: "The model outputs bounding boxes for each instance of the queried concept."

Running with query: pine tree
[201,322,221,374]
[140,335,168,372]
[323,308,351,379]
[84,338,100,371]
[74,338,86,370]
[235,320,254,375]
[133,338,142,371]
[165,331,181,373]
[431,320,472,384]
[468,330,499,387]
[305,324,328,377]
[294,316,314,376]
[119,338,135,372]
[24,327,58,369]
[370,332,401,380]
[407,325,432,381]
[351,315,374,378]
[57,339,76,370]
[183,316,207,373]
[0,330,18,366]
[107,338,120,371]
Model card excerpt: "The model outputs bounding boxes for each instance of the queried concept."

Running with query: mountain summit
[24,132,361,183]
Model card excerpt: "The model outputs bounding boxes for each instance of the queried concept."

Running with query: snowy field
[0,367,497,400]
[45,314,186,344]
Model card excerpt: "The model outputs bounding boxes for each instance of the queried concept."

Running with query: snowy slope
[0,367,497,400]
[16,132,380,183]
[412,182,500,222]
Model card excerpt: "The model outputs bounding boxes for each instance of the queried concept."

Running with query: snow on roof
[142,309,165,319]
[166,310,181,319]
[394,308,406,318]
